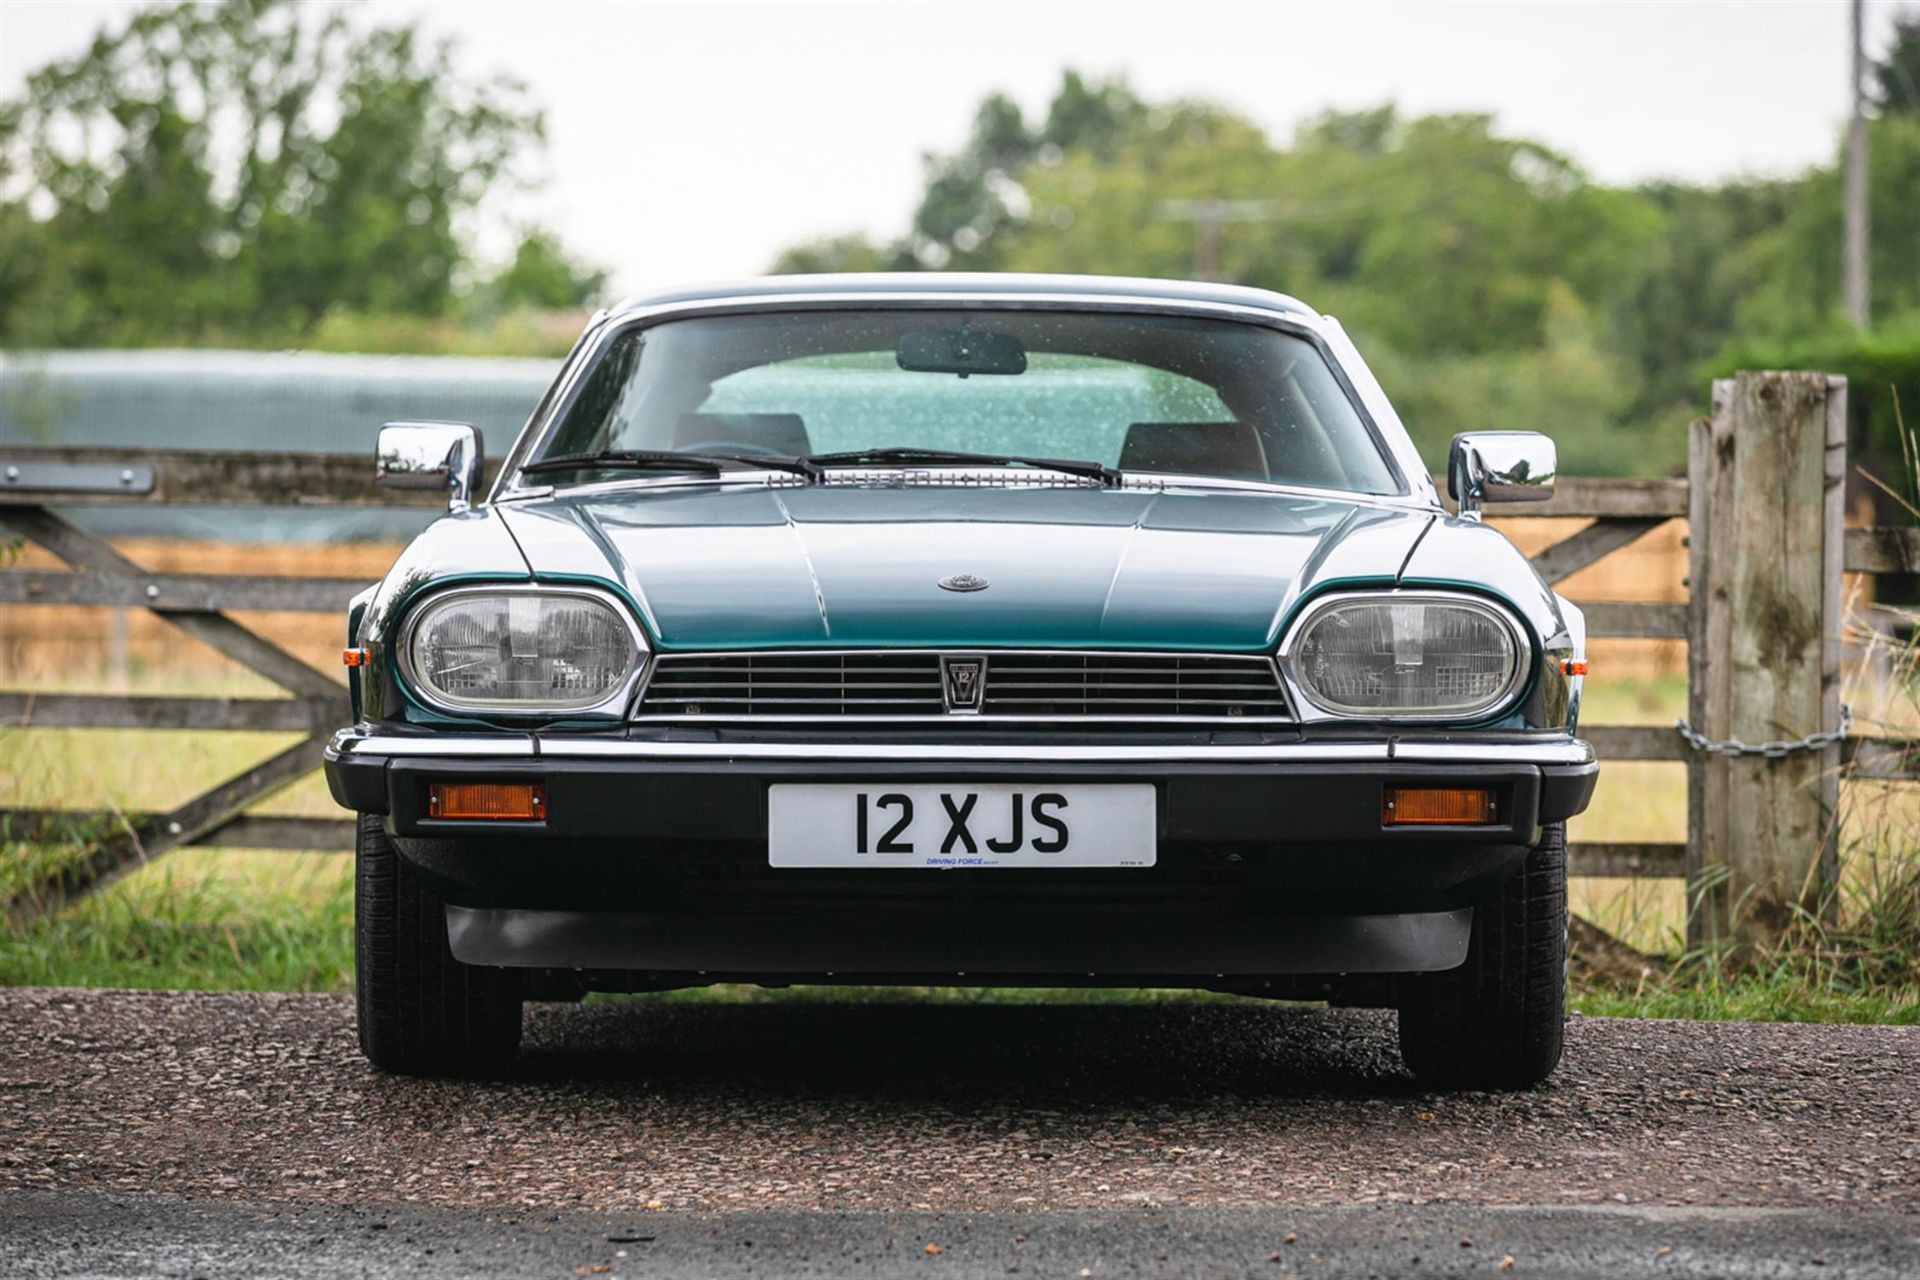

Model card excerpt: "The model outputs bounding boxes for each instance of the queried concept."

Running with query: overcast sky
[1,0,1905,296]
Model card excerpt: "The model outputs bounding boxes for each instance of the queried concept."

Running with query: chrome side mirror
[1447,431,1556,522]
[376,421,484,514]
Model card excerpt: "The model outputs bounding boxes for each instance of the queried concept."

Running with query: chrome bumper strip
[1390,740,1595,765]
[328,729,1594,768]
[330,732,536,757]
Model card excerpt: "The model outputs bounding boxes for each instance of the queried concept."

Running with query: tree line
[774,25,1920,475]
[0,0,604,355]
[3,2,1917,475]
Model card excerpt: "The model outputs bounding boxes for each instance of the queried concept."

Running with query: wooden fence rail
[2,390,1913,936]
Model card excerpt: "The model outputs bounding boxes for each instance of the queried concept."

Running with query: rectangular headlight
[1286,592,1527,719]
[401,588,644,713]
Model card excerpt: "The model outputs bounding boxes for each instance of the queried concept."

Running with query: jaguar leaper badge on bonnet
[326,273,1594,1089]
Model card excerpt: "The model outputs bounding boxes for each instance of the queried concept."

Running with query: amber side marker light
[1383,786,1497,827]
[429,781,546,821]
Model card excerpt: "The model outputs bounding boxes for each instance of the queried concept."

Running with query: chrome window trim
[1276,588,1534,725]
[328,727,1595,767]
[630,647,1293,725]
[490,465,1429,515]
[395,583,652,720]
[490,290,1431,507]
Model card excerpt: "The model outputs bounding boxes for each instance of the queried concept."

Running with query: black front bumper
[325,729,1596,981]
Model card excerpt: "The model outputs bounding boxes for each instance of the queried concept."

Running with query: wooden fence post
[1687,371,1847,953]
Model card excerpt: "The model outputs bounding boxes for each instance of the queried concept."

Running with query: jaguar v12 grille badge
[937,573,990,593]
[942,654,986,712]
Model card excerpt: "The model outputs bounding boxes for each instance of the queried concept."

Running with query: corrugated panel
[0,349,558,542]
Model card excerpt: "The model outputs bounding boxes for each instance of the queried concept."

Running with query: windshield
[529,309,1401,494]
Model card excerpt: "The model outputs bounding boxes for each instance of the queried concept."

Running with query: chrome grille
[639,653,947,716]
[635,651,1290,721]
[978,653,1288,719]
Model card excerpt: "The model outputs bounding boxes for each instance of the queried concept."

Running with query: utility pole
[1155,199,1289,282]
[1845,0,1871,329]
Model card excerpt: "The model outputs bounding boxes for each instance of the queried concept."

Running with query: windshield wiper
[521,449,820,482]
[805,446,1121,488]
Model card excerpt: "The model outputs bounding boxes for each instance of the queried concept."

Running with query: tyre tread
[1397,824,1567,1090]
[355,814,521,1076]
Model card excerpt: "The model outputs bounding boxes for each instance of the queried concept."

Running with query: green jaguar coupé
[325,274,1595,1087]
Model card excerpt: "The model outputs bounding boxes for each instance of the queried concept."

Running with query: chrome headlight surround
[1278,589,1532,723]
[395,584,650,719]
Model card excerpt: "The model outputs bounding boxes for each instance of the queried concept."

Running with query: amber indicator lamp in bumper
[1382,785,1497,826]
[428,781,546,821]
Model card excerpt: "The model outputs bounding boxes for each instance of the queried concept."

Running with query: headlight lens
[1289,594,1526,718]
[403,590,641,712]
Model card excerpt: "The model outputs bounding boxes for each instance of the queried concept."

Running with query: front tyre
[354,813,522,1076]
[1397,823,1567,1090]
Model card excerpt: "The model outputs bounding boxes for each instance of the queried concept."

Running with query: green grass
[1577,673,1688,726]
[1573,978,1919,1023]
[0,847,352,992]
[3,673,1917,1024]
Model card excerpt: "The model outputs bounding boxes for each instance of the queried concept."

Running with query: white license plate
[767,784,1156,869]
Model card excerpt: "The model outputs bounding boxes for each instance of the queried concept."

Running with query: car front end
[327,274,1594,1087]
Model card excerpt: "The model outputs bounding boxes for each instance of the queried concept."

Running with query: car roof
[606,273,1318,320]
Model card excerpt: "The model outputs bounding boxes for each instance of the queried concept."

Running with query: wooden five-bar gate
[5,370,1917,943]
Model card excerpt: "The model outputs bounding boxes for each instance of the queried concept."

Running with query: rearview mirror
[897,329,1027,377]
[1447,431,1555,522]
[377,421,485,514]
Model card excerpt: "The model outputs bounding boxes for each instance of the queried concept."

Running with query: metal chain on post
[1673,705,1852,759]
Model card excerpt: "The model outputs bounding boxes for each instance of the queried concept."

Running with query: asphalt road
[1,989,1916,1277]
[6,1191,1918,1279]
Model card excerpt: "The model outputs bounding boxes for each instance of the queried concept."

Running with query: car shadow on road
[509,998,1430,1102]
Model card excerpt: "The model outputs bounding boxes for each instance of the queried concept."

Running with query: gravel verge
[1,989,1915,1213]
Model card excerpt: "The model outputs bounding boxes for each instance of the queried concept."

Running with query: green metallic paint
[357,485,1574,735]
[1397,516,1579,732]
[495,484,1434,654]
[355,507,531,727]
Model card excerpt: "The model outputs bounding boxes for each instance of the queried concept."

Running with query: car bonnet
[495,483,1433,652]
